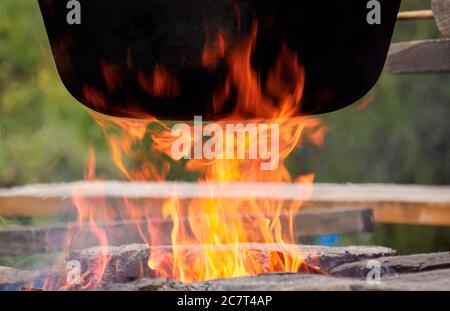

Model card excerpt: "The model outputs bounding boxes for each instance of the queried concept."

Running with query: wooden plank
[0,207,373,256]
[1,182,450,225]
[103,268,450,291]
[0,266,43,291]
[387,39,450,74]
[330,252,450,278]
[432,0,450,37]
[0,221,149,256]
[295,207,373,237]
[5,265,450,291]
[304,183,450,226]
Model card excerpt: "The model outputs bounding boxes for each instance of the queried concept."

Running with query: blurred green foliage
[0,0,449,254]
[1,0,448,186]
[0,0,114,186]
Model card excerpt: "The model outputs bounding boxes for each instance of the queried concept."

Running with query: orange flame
[138,64,180,98]
[202,32,227,71]
[101,61,123,92]
[53,19,327,288]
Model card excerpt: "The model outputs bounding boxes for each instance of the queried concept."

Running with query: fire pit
[2,240,450,291]
[1,0,449,293]
[1,182,450,291]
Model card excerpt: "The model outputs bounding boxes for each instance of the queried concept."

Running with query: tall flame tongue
[58,21,326,287]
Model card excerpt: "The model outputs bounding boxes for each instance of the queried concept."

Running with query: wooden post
[397,10,434,20]
[432,0,450,37]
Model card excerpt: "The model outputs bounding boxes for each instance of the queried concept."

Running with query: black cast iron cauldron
[38,0,401,120]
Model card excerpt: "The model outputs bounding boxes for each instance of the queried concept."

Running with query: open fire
[41,17,327,290]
